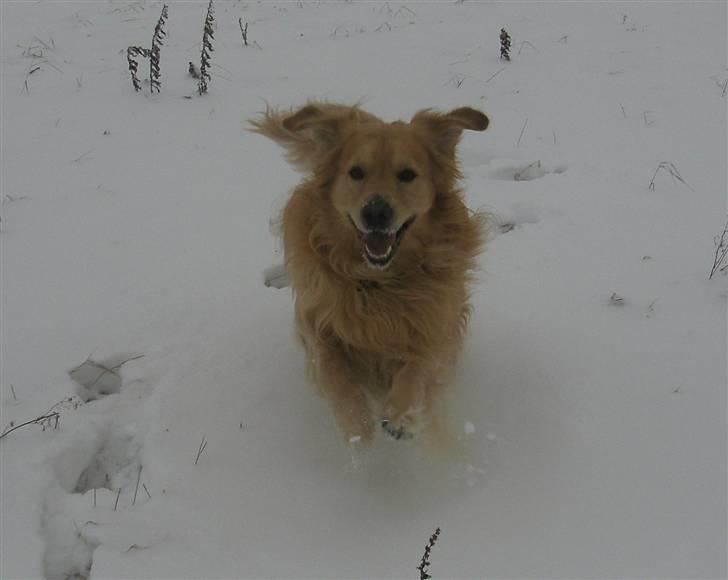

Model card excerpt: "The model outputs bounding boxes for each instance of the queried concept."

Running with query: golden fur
[250,102,488,443]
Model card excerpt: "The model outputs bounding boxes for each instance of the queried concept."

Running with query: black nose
[361,196,393,231]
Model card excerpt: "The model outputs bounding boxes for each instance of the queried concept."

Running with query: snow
[1,1,726,578]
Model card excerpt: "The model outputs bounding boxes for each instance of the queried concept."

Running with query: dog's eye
[348,166,365,181]
[397,168,417,183]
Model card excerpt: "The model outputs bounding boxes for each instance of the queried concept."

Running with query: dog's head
[252,103,488,270]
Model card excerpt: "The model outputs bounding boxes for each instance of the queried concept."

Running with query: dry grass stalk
[198,0,215,95]
[500,28,511,61]
[150,4,169,93]
[648,161,691,191]
[195,436,208,464]
[0,412,60,440]
[709,220,728,280]
[239,18,248,46]
[417,527,442,580]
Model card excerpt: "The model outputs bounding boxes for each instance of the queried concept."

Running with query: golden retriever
[251,102,488,444]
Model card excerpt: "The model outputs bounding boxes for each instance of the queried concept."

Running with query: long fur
[249,103,380,173]
[251,102,487,443]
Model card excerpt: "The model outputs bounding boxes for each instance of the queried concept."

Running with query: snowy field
[2,1,727,578]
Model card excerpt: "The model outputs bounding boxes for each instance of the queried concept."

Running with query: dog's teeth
[364,231,395,259]
[366,245,392,259]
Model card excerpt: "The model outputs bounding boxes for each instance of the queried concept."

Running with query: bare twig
[711,76,728,98]
[132,465,143,505]
[114,487,122,511]
[21,58,57,95]
[484,66,505,84]
[394,5,416,17]
[517,40,536,55]
[10,384,17,401]
[516,116,528,148]
[0,412,60,440]
[195,436,208,465]
[417,527,441,580]
[648,161,692,191]
[42,396,82,419]
[71,150,93,163]
[238,18,249,46]
[709,219,728,280]
[142,483,152,499]
[444,74,466,88]
[32,35,54,51]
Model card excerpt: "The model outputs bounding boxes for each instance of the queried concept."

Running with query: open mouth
[350,215,416,269]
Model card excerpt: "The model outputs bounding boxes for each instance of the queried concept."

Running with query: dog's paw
[380,418,414,440]
[381,386,429,440]
[380,402,427,440]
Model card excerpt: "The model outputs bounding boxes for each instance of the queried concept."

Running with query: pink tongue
[364,231,396,257]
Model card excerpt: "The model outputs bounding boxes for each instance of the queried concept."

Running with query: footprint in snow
[41,353,151,580]
[69,354,143,402]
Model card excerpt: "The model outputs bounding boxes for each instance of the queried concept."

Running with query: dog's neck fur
[282,179,484,364]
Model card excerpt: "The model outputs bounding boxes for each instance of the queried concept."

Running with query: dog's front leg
[316,345,374,444]
[381,363,431,440]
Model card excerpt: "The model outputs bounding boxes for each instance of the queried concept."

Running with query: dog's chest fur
[291,252,465,366]
[282,182,481,367]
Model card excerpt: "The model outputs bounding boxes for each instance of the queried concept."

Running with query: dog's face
[252,103,488,269]
[331,125,435,268]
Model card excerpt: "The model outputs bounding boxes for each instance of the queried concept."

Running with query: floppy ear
[282,105,340,146]
[411,107,489,157]
[249,103,350,173]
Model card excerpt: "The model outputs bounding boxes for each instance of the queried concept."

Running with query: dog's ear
[282,105,340,148]
[249,103,353,173]
[411,107,489,157]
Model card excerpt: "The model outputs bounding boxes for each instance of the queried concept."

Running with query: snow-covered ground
[2,2,726,578]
